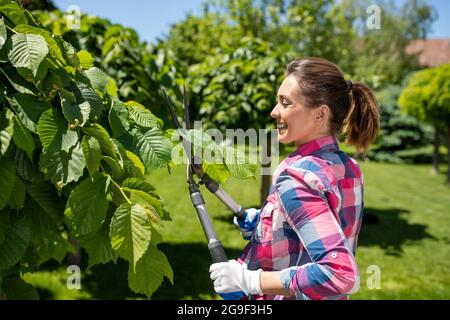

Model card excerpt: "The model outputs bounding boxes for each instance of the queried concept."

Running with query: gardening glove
[209,260,262,300]
[233,208,260,240]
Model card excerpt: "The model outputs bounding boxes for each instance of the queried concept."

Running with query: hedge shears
[163,87,246,264]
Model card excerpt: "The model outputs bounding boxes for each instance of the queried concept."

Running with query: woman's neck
[294,133,333,148]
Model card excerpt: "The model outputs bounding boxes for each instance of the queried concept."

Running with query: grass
[24,149,450,300]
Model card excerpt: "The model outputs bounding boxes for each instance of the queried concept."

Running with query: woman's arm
[274,167,360,299]
[260,271,293,296]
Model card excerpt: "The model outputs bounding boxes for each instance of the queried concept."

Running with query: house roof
[406,38,450,67]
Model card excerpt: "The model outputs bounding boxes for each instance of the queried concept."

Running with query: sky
[52,0,450,43]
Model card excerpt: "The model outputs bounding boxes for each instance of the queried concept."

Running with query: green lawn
[24,157,450,300]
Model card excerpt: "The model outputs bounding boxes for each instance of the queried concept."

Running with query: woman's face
[270,75,329,145]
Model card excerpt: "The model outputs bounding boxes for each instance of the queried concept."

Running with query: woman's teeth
[277,124,287,130]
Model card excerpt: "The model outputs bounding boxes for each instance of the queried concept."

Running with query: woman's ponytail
[344,82,380,154]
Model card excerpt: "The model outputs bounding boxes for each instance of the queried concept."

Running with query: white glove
[209,260,263,296]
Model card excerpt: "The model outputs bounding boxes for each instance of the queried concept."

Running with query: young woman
[209,57,380,300]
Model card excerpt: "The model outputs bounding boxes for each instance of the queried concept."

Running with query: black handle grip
[208,240,228,263]
[235,208,247,221]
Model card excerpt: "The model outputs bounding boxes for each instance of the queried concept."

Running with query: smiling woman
[209,57,381,300]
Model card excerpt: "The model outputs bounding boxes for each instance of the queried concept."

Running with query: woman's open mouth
[277,123,287,133]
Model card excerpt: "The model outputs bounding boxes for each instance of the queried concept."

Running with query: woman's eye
[281,100,289,107]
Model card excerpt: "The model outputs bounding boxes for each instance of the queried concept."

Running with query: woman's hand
[209,260,262,299]
[233,208,260,240]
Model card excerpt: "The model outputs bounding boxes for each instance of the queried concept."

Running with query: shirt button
[331,252,338,259]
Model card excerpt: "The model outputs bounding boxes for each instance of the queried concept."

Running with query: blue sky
[53,0,450,43]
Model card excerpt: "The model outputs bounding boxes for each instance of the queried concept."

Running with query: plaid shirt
[238,135,363,300]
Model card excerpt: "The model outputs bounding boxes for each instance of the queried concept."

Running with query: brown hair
[286,57,380,154]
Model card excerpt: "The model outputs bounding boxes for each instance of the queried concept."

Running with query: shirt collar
[289,135,340,158]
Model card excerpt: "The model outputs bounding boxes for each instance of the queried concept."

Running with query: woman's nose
[270,104,280,119]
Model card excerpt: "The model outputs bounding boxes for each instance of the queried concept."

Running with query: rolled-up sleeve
[276,167,360,300]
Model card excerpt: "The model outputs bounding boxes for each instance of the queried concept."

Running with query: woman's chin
[277,133,290,144]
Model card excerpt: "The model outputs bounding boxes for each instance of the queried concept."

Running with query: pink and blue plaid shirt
[238,135,363,300]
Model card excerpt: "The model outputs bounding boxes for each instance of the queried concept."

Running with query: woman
[209,57,380,300]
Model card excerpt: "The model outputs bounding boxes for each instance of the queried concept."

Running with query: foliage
[35,9,183,126]
[398,64,450,128]
[0,0,175,299]
[0,1,258,300]
[368,84,434,163]
[188,37,288,130]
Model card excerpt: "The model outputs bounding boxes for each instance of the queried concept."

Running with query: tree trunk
[447,124,450,185]
[260,133,272,206]
[431,126,440,176]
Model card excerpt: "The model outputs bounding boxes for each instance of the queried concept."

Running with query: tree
[0,0,174,299]
[369,84,434,164]
[35,9,183,126]
[398,64,450,184]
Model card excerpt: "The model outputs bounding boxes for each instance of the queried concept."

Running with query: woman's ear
[313,105,330,122]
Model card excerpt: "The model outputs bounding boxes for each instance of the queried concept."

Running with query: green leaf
[136,127,172,172]
[110,203,152,271]
[14,24,65,64]
[109,98,130,138]
[122,188,163,224]
[75,82,104,120]
[222,145,257,179]
[0,17,6,50]
[0,119,13,156]
[125,101,161,128]
[57,38,79,68]
[128,245,173,299]
[0,159,15,210]
[122,178,168,221]
[101,37,118,57]
[0,215,30,270]
[79,217,118,269]
[36,108,62,149]
[0,2,28,25]
[84,67,108,95]
[77,50,94,70]
[26,182,65,224]
[101,155,123,179]
[122,178,157,197]
[124,150,145,177]
[25,197,69,264]
[7,176,25,210]
[83,124,119,159]
[106,79,118,97]
[8,33,49,77]
[202,162,230,184]
[7,93,51,133]
[0,65,37,95]
[81,135,101,177]
[60,88,90,127]
[65,173,110,237]
[0,209,10,244]
[12,116,35,160]
[3,277,39,300]
[37,108,78,153]
[39,142,85,187]
[13,147,40,182]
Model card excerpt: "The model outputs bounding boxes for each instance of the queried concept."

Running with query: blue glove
[219,292,246,300]
[233,208,260,240]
